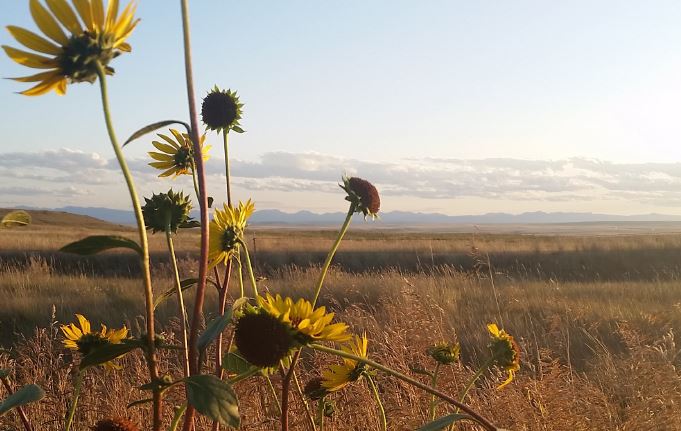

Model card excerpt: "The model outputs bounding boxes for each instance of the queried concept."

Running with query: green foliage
[154,278,198,309]
[0,384,44,417]
[417,414,470,430]
[60,235,142,255]
[123,120,191,147]
[185,375,240,427]
[0,369,9,378]
[222,350,256,375]
[1,210,31,228]
[79,340,141,370]
[198,310,233,352]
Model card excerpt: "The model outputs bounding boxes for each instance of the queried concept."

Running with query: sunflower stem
[239,240,258,297]
[293,369,317,431]
[309,344,499,431]
[179,0,211,428]
[168,404,188,431]
[223,131,232,207]
[237,255,245,298]
[64,370,83,431]
[165,222,190,379]
[312,204,355,307]
[265,374,282,415]
[429,363,441,420]
[367,375,387,431]
[95,62,162,431]
[280,349,301,431]
[316,399,325,430]
[458,358,494,407]
[190,167,201,205]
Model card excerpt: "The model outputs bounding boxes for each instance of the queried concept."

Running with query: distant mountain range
[16,206,681,226]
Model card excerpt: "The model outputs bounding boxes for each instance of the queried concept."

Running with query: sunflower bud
[234,311,296,368]
[90,418,140,431]
[340,176,380,219]
[142,190,193,234]
[427,342,461,365]
[201,86,245,133]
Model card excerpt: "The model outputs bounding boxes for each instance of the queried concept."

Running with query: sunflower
[148,129,211,178]
[320,333,369,392]
[201,86,245,133]
[61,314,128,368]
[90,418,140,431]
[208,199,255,268]
[258,293,351,343]
[340,176,380,220]
[3,0,139,96]
[427,342,460,365]
[487,323,521,389]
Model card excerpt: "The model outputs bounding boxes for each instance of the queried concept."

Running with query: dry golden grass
[1,217,681,430]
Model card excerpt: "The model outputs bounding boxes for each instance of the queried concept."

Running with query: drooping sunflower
[208,199,255,267]
[487,323,521,389]
[340,176,380,220]
[3,0,139,96]
[148,129,211,178]
[258,293,351,343]
[61,314,128,368]
[427,341,460,366]
[320,333,369,392]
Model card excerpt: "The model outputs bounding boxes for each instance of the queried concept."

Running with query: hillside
[0,208,128,231]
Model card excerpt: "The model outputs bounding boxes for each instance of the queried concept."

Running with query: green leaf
[153,278,199,309]
[185,375,239,427]
[0,369,9,378]
[198,311,233,353]
[79,340,141,370]
[179,220,201,229]
[123,120,191,147]
[231,125,245,134]
[0,384,45,417]
[1,210,31,228]
[222,350,255,375]
[60,235,142,255]
[127,398,153,409]
[418,414,470,430]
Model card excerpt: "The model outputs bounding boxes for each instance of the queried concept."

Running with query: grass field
[1,211,681,430]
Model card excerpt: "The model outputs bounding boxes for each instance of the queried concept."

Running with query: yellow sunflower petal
[148,152,174,162]
[149,161,174,169]
[6,26,61,55]
[113,1,136,38]
[487,323,500,337]
[105,0,119,28]
[151,140,178,154]
[76,314,91,334]
[19,74,65,96]
[29,0,68,45]
[72,0,95,32]
[2,45,58,69]
[46,0,82,34]
[157,133,180,148]
[9,70,59,82]
[116,41,131,52]
[91,0,105,31]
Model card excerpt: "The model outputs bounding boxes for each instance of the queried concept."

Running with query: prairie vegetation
[2,213,681,430]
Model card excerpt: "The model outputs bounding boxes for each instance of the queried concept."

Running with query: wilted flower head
[427,342,460,365]
[90,417,140,431]
[340,176,380,219]
[320,333,369,392]
[148,129,211,178]
[3,0,139,96]
[208,199,255,267]
[487,323,520,389]
[201,86,244,133]
[61,314,128,368]
[142,189,193,234]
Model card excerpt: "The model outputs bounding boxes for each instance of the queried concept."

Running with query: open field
[2,212,681,430]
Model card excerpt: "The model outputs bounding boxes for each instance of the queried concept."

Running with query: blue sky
[2,1,681,215]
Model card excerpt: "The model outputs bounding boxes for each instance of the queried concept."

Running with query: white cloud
[4,148,681,213]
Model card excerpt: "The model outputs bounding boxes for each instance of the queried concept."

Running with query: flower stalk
[309,344,499,431]
[367,375,387,431]
[94,61,162,431]
[165,219,190,379]
[64,370,83,431]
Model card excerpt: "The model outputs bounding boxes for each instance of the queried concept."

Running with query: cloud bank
[3,148,681,211]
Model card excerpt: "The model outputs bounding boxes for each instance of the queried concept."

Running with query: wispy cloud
[4,148,681,211]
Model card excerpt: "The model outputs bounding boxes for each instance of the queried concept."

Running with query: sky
[2,1,681,215]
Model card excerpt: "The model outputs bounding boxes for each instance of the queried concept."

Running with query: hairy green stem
[265,375,282,415]
[169,404,187,431]
[458,358,494,406]
[95,62,161,431]
[239,240,258,297]
[166,223,190,379]
[367,375,387,431]
[316,399,325,430]
[293,369,317,431]
[64,370,83,431]
[180,0,211,428]
[223,131,232,207]
[429,363,441,420]
[237,256,245,298]
[312,205,354,307]
[309,344,498,431]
